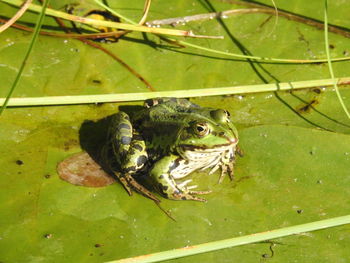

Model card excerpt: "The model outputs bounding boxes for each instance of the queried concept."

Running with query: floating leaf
[57,151,116,187]
[1,0,350,262]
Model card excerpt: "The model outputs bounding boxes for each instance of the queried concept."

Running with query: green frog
[107,98,239,202]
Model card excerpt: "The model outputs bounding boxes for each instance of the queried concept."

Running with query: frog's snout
[229,137,238,144]
[217,131,238,145]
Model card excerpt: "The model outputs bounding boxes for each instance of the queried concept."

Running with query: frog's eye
[224,110,230,118]
[144,99,158,108]
[193,122,210,137]
[210,109,230,123]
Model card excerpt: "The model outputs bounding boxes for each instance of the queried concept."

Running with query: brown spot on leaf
[16,160,24,165]
[92,79,102,84]
[296,99,319,114]
[44,233,52,239]
[57,152,116,187]
[63,139,79,151]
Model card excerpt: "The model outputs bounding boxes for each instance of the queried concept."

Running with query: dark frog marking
[106,97,240,201]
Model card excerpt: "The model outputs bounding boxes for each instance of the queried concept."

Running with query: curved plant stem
[36,0,155,91]
[139,0,152,25]
[0,0,217,38]
[265,0,278,38]
[93,0,138,26]
[224,0,350,39]
[175,39,350,64]
[93,0,135,24]
[146,8,267,26]
[92,0,350,64]
[0,0,32,33]
[93,0,151,25]
[0,17,129,39]
[0,0,50,115]
[0,12,154,90]
[82,40,155,91]
[4,16,350,64]
[106,215,350,263]
[3,0,350,63]
[324,0,350,119]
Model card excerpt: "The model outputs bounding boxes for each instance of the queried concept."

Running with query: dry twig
[0,0,32,33]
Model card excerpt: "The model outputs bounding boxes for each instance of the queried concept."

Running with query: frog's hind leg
[109,112,149,175]
[124,175,160,202]
[121,136,160,202]
[109,112,133,164]
[109,112,160,202]
[111,168,160,203]
[101,142,134,196]
[111,169,160,202]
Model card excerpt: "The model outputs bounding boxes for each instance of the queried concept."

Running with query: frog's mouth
[178,143,237,159]
[178,135,238,151]
[177,141,237,162]
[178,142,234,152]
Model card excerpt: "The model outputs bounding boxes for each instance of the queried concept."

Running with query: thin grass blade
[108,215,350,263]
[0,0,50,115]
[324,0,350,119]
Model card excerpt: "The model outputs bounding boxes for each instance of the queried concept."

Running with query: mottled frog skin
[108,98,239,201]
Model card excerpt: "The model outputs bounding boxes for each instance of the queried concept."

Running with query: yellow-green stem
[324,0,350,118]
[94,0,350,64]
[0,0,50,115]
[107,215,350,263]
[1,77,349,106]
[1,0,197,36]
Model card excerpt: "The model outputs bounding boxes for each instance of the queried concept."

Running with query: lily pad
[1,0,350,262]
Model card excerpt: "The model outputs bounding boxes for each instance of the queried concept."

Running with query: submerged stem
[324,0,350,119]
[0,0,50,115]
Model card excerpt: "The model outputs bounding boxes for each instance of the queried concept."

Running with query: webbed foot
[171,179,212,202]
[112,170,160,202]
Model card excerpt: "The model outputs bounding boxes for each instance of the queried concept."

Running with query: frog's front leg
[150,155,211,202]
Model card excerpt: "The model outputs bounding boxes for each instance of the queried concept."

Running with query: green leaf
[0,0,350,262]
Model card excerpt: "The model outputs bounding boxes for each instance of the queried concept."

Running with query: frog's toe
[170,189,212,202]
[177,179,202,191]
[177,179,193,189]
[218,163,235,183]
[124,174,160,202]
[189,189,212,195]
[228,164,235,181]
[118,175,133,196]
[236,146,244,157]
[209,163,220,175]
[218,165,227,184]
[175,192,207,202]
[185,195,207,202]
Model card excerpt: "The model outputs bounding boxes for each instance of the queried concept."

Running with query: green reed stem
[106,215,350,263]
[324,0,350,118]
[1,77,349,106]
[0,0,50,115]
[0,0,197,37]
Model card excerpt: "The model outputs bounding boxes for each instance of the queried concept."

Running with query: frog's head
[176,109,238,157]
